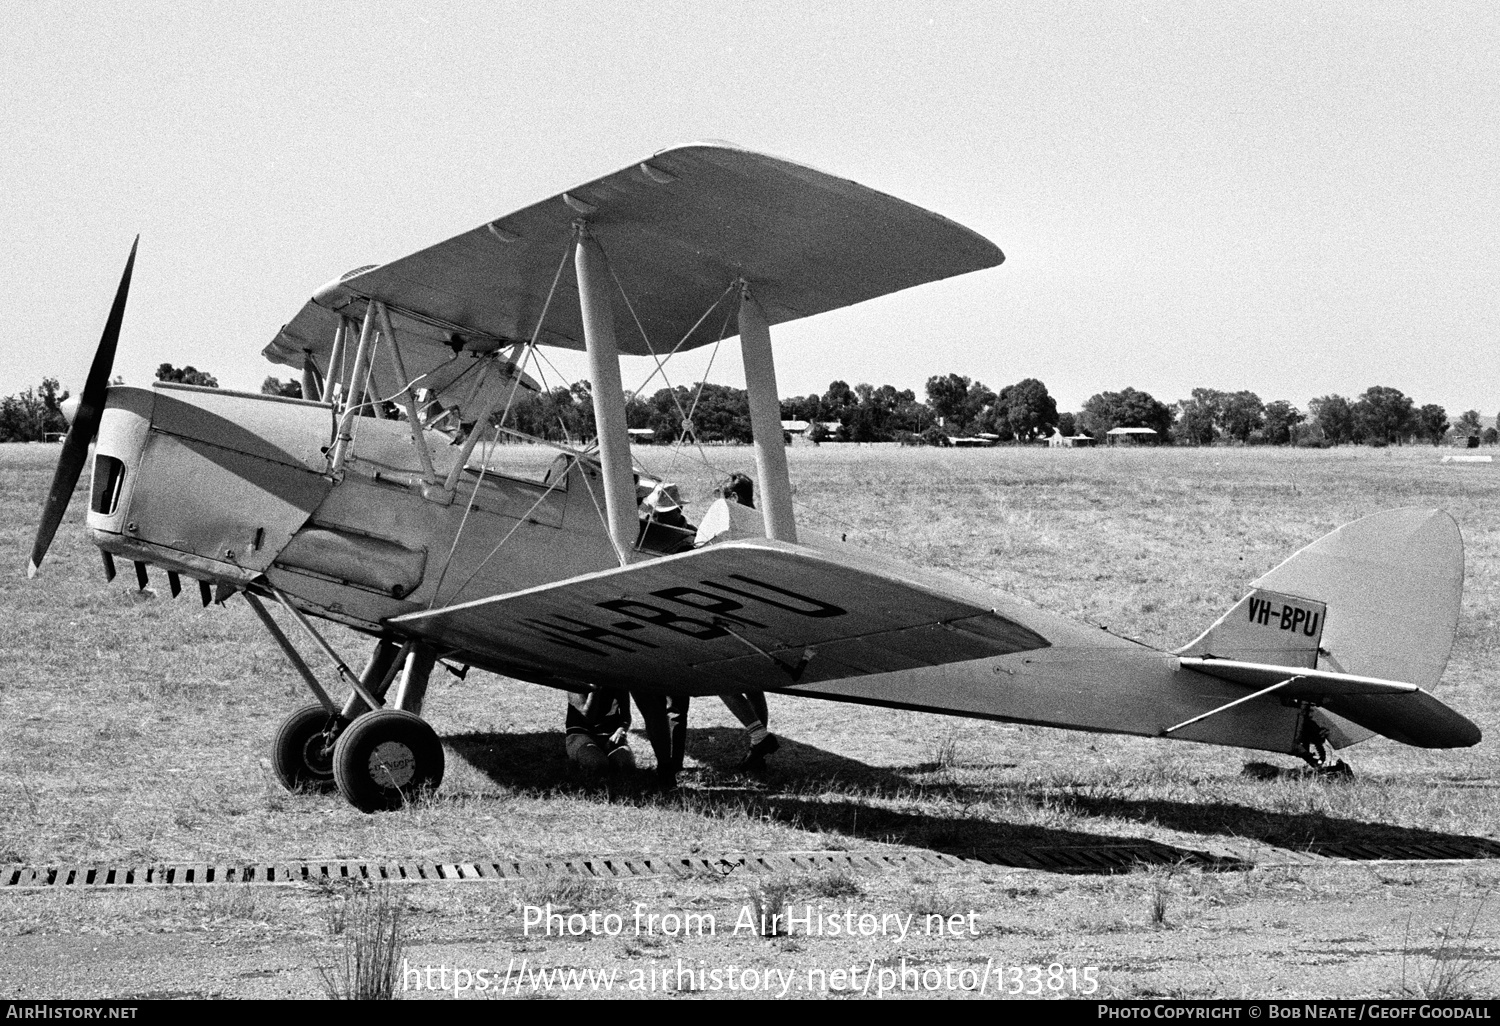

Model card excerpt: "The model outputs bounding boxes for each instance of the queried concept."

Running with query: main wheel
[271,704,343,792]
[332,709,445,813]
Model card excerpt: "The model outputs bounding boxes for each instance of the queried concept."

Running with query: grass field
[1,441,1497,999]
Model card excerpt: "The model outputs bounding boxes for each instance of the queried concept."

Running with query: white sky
[3,1,1496,414]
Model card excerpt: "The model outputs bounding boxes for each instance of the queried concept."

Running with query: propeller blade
[28,237,138,577]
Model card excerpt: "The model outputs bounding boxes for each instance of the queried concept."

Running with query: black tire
[332,709,444,813]
[271,704,343,792]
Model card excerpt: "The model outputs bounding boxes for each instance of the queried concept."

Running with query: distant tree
[1455,410,1483,438]
[1079,387,1173,441]
[962,381,998,436]
[1175,388,1224,446]
[1415,404,1450,445]
[1219,391,1265,444]
[510,382,596,442]
[922,373,1000,435]
[821,380,857,427]
[1290,420,1326,448]
[1261,400,1304,446]
[624,389,658,434]
[0,377,70,442]
[847,403,879,443]
[1056,412,1077,437]
[1485,427,1499,446]
[685,383,751,443]
[924,373,972,427]
[781,394,822,423]
[156,363,219,388]
[261,376,303,399]
[880,385,930,435]
[1352,386,1414,445]
[997,378,1058,442]
[1308,394,1354,445]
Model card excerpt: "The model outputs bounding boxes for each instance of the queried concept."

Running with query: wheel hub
[369,741,417,788]
[302,733,336,775]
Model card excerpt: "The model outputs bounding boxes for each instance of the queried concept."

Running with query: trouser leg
[721,691,772,748]
[565,733,610,775]
[664,694,689,771]
[719,692,761,730]
[633,692,690,774]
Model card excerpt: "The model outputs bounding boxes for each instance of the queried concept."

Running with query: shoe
[739,734,779,771]
[655,770,678,791]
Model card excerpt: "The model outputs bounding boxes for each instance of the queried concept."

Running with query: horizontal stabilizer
[390,539,1048,694]
[1178,657,1417,698]
[1180,657,1480,749]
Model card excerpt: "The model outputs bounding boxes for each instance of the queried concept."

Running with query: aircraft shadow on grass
[448,727,1500,873]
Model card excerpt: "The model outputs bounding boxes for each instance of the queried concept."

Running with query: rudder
[1253,507,1462,690]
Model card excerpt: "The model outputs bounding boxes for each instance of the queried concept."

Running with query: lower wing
[390,539,1050,694]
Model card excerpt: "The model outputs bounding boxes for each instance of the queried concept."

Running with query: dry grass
[1400,886,1497,999]
[746,873,797,936]
[317,886,407,1000]
[2,442,1498,874]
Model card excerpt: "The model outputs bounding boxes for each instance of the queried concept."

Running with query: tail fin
[1180,508,1476,750]
[1253,507,1462,690]
[1177,589,1327,667]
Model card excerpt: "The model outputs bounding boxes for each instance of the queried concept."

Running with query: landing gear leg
[333,642,443,812]
[1295,706,1353,778]
[247,588,446,804]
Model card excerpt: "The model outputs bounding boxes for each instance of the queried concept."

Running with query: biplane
[29,143,1480,812]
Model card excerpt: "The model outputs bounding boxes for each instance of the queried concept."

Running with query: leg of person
[664,694,690,774]
[721,691,777,769]
[632,692,677,787]
[719,692,759,730]
[564,732,610,777]
[606,743,637,773]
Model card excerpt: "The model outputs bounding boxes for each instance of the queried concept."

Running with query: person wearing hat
[638,482,696,554]
[629,480,695,786]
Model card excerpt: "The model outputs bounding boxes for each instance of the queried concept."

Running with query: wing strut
[738,286,797,542]
[575,225,638,564]
[374,301,439,487]
[1161,676,1303,735]
[330,304,379,475]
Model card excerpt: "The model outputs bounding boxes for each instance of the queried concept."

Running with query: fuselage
[87,383,619,631]
[84,382,1308,757]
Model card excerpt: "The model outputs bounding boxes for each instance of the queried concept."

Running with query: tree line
[1,365,1492,449]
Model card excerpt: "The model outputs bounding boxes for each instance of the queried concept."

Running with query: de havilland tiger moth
[28,142,1480,812]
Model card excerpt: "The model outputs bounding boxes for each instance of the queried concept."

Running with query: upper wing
[265,141,1002,373]
[389,538,1048,694]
